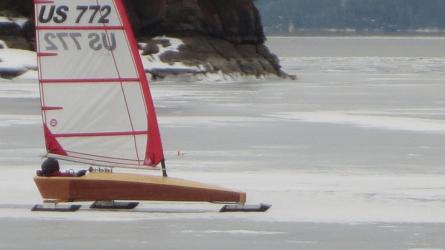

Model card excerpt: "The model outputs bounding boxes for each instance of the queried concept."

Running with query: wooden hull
[33,172,246,204]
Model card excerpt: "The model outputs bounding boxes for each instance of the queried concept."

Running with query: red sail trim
[40,78,140,84]
[62,153,144,167]
[115,0,164,167]
[37,52,58,57]
[42,106,63,111]
[43,124,67,156]
[54,131,148,138]
[36,26,124,30]
[65,150,142,162]
[34,0,54,4]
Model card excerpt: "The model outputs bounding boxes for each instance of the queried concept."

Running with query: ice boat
[31,0,269,212]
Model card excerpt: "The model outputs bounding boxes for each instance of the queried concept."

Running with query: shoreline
[266,31,445,37]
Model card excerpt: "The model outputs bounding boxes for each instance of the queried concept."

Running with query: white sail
[34,0,164,168]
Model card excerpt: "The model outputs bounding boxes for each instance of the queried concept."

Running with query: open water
[1,36,445,249]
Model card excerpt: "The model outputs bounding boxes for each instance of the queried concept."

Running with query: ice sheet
[270,111,445,134]
[1,36,445,227]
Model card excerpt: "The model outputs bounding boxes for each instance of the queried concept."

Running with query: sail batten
[53,130,149,138]
[40,78,141,83]
[46,153,161,170]
[36,26,125,30]
[35,0,164,168]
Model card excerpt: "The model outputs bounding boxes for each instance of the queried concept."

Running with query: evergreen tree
[256,0,445,32]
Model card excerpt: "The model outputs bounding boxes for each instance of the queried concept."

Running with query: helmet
[41,158,60,176]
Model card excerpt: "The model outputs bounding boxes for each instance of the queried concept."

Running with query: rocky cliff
[125,0,265,44]
[0,0,290,80]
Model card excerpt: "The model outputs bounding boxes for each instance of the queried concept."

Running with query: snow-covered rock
[0,16,28,28]
[139,36,292,81]
[139,37,206,81]
[0,46,37,79]
[0,16,23,38]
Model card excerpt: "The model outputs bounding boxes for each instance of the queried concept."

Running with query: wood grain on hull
[34,172,246,204]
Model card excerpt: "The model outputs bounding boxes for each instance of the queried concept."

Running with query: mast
[34,0,165,170]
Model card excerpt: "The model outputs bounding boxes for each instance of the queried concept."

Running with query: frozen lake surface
[1,36,445,249]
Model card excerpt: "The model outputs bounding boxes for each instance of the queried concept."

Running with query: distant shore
[266,30,445,37]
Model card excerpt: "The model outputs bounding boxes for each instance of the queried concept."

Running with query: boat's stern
[33,176,78,202]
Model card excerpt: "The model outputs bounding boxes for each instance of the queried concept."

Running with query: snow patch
[0,48,37,79]
[140,36,202,74]
[160,116,275,128]
[0,82,39,98]
[181,230,286,235]
[408,249,444,250]
[0,40,7,49]
[281,57,445,74]
[13,70,38,81]
[270,111,445,134]
[0,115,41,127]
